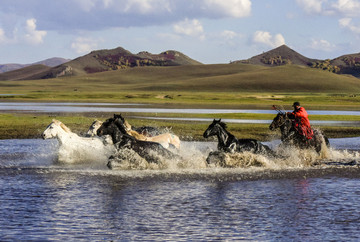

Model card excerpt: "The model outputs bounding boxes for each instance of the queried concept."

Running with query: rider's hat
[292,101,300,107]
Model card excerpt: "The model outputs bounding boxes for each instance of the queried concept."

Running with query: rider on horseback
[287,102,314,141]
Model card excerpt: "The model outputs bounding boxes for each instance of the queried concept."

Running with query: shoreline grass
[2,112,360,141]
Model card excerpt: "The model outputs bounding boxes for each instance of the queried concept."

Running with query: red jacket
[289,107,313,139]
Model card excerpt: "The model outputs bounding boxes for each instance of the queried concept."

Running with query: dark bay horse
[97,114,178,165]
[203,119,276,156]
[269,112,329,153]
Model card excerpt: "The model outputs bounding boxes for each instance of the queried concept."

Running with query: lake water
[1,138,360,241]
[2,102,360,126]
[2,102,360,115]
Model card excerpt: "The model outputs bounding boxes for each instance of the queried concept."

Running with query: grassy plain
[1,63,360,140]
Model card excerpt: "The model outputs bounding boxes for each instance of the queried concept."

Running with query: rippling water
[1,138,360,240]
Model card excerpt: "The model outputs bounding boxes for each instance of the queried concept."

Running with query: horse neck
[55,126,78,145]
[279,117,292,140]
[215,125,232,147]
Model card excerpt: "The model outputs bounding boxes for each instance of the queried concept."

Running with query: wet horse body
[42,119,115,163]
[269,112,329,153]
[123,120,181,149]
[96,116,178,164]
[203,119,276,156]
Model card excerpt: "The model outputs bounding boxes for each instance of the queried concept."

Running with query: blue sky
[0,0,360,64]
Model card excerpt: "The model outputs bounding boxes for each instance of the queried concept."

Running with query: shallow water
[1,138,360,240]
[2,102,360,115]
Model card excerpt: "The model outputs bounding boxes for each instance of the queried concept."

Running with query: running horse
[42,119,115,163]
[86,117,180,149]
[203,119,276,156]
[96,115,179,164]
[123,118,181,149]
[269,107,329,153]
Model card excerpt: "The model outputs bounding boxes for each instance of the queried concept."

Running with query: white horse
[42,119,115,163]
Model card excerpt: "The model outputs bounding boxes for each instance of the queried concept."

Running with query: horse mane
[53,119,72,133]
[123,120,147,140]
[124,120,132,131]
[92,119,103,126]
[217,120,227,129]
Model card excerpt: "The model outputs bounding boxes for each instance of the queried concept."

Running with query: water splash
[2,139,360,171]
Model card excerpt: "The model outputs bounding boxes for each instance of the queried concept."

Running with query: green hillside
[1,63,360,96]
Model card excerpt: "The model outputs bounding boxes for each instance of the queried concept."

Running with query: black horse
[269,112,329,153]
[97,114,178,165]
[203,119,276,157]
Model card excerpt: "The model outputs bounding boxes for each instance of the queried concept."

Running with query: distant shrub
[261,56,291,65]
[310,59,340,73]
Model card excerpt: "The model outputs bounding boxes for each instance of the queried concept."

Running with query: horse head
[113,114,125,123]
[97,115,128,143]
[97,117,121,143]
[269,112,287,131]
[203,119,226,138]
[42,119,66,139]
[86,120,103,137]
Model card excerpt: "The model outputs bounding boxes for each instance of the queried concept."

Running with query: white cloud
[332,0,360,17]
[123,0,171,14]
[0,0,252,32]
[0,28,6,43]
[310,39,336,51]
[24,18,47,45]
[339,17,360,34]
[221,30,238,40]
[296,0,325,14]
[252,31,285,48]
[203,0,252,18]
[74,0,97,12]
[217,30,243,46]
[173,18,205,40]
[297,0,360,16]
[71,37,100,54]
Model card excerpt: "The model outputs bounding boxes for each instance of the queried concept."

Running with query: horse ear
[219,118,221,122]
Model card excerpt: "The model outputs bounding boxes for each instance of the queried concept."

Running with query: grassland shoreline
[2,102,360,141]
[2,89,360,141]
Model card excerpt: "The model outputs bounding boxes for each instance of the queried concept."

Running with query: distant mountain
[0,65,50,81]
[0,57,70,73]
[232,45,318,66]
[23,47,203,80]
[0,47,202,80]
[329,53,360,78]
[232,45,360,78]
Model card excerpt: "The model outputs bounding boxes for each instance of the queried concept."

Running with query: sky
[0,0,360,64]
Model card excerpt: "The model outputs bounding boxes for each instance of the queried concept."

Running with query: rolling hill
[13,47,202,81]
[0,64,50,81]
[2,63,360,94]
[233,45,318,66]
[233,45,360,78]
[0,57,70,73]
